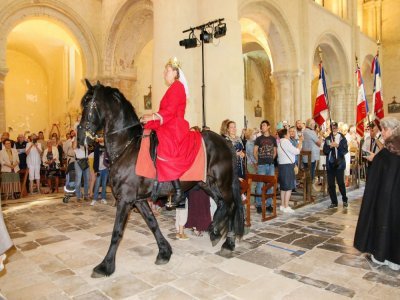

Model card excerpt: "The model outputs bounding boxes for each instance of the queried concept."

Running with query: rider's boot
[171,179,186,207]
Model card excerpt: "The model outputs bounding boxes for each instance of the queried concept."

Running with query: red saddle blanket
[136,129,207,182]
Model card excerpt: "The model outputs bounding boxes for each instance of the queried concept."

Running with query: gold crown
[166,57,181,69]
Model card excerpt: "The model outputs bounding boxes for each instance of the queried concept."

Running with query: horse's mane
[104,86,138,120]
[81,83,140,123]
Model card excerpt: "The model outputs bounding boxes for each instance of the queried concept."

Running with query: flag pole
[356,55,371,126]
[318,48,334,136]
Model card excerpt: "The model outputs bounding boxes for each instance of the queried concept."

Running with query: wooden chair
[247,173,278,222]
[19,168,29,197]
[297,150,313,205]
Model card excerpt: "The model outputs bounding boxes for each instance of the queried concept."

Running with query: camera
[362,151,369,157]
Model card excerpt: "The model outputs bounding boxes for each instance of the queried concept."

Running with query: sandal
[178,233,189,240]
[0,253,7,272]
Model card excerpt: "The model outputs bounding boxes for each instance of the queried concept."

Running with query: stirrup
[165,193,186,209]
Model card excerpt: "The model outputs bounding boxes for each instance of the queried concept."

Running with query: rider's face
[164,66,177,86]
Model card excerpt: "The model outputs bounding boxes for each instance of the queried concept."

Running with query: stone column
[293,70,305,122]
[329,84,354,124]
[271,71,295,125]
[0,67,8,132]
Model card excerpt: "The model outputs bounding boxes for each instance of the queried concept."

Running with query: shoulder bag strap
[279,142,294,164]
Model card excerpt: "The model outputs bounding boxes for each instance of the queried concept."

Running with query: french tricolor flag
[371,55,384,125]
[313,64,329,126]
[356,67,368,137]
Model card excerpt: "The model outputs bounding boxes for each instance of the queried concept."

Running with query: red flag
[356,67,368,137]
[313,64,329,126]
[371,55,384,126]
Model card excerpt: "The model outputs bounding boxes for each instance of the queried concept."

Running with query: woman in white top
[26,134,42,194]
[0,140,20,173]
[277,128,302,213]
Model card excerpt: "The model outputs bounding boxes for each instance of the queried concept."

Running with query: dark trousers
[327,168,348,205]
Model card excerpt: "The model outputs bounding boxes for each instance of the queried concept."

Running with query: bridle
[81,85,141,164]
[82,87,100,142]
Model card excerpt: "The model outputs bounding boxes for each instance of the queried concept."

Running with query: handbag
[280,142,299,175]
[77,158,89,170]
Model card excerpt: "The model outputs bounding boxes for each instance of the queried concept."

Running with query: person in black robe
[354,121,400,271]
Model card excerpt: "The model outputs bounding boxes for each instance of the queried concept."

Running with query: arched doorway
[239,0,298,129]
[5,19,84,137]
[241,18,274,130]
[0,2,98,135]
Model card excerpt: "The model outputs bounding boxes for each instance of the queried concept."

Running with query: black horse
[77,80,244,278]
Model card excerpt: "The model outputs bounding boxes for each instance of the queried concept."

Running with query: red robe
[144,81,201,181]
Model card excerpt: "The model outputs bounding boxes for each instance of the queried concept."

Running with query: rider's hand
[140,114,156,124]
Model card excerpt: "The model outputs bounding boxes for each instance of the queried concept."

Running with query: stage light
[200,28,213,43]
[179,31,198,49]
[214,23,227,39]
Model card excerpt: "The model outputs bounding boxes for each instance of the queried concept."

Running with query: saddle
[135,129,206,182]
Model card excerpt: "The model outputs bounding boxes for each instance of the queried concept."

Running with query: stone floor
[0,188,399,300]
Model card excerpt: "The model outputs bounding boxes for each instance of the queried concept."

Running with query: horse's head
[77,79,104,146]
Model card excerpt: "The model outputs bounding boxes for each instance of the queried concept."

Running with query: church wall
[381,0,400,119]
[4,50,49,137]
[243,56,269,130]
[134,40,153,116]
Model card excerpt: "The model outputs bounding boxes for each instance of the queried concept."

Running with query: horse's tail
[232,161,245,239]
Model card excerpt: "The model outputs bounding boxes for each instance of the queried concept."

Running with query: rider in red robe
[141,58,201,206]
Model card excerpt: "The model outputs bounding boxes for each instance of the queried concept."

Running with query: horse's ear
[85,79,93,90]
[96,80,101,86]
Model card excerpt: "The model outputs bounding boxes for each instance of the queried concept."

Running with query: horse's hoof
[209,232,222,247]
[91,263,114,278]
[219,247,233,257]
[91,270,107,278]
[155,252,171,265]
[155,257,170,265]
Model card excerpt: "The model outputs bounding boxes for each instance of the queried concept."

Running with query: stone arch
[239,0,297,72]
[102,0,153,111]
[0,0,99,130]
[0,0,99,77]
[103,0,153,78]
[312,31,350,85]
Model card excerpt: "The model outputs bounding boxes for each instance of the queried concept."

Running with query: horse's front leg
[134,200,172,265]
[92,200,130,278]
